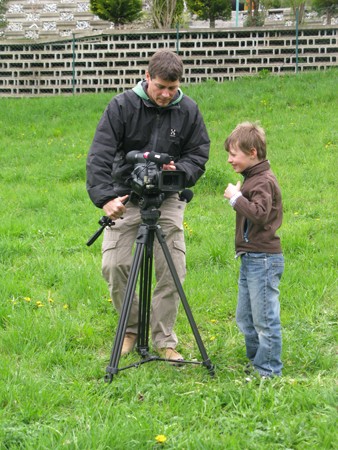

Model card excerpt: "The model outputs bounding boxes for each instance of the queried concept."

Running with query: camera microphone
[143,152,172,165]
[179,189,194,203]
[126,151,172,165]
[126,151,146,164]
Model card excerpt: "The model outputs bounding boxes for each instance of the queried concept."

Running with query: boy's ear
[250,147,258,159]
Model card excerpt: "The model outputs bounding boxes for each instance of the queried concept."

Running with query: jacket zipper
[151,111,161,153]
[243,219,250,243]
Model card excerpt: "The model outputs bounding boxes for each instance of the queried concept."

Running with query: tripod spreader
[86,216,114,247]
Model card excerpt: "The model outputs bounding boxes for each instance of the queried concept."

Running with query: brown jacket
[234,160,283,254]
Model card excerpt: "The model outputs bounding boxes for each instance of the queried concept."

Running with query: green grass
[0,69,337,449]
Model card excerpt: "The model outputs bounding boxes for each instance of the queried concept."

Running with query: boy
[223,122,284,378]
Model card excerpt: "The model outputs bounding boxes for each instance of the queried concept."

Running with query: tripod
[101,199,214,383]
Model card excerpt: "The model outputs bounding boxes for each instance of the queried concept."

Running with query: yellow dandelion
[155,435,167,444]
[23,297,31,302]
[210,336,216,341]
[107,298,112,303]
[183,221,193,236]
[36,301,44,308]
[210,319,218,324]
[63,304,69,309]
[48,298,54,303]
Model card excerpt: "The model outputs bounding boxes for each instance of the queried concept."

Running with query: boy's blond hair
[224,122,267,160]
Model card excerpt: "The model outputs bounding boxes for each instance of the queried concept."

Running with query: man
[86,49,210,363]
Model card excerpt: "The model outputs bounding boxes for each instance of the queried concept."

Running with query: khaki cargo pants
[102,194,186,349]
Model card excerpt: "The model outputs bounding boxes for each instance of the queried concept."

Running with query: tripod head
[86,189,193,246]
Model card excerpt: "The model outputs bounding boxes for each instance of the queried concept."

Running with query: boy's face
[227,143,258,173]
[145,71,180,107]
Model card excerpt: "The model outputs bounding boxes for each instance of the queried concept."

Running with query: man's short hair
[148,49,184,82]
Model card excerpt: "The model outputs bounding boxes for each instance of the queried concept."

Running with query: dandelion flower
[155,435,167,444]
[63,304,69,309]
[23,297,31,302]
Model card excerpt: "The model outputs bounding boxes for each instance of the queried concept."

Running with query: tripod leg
[137,228,154,356]
[105,240,145,383]
[105,223,155,382]
[155,226,215,376]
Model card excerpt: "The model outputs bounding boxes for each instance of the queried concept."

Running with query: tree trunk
[151,0,177,29]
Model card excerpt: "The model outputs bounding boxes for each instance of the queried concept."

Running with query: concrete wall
[0,26,337,96]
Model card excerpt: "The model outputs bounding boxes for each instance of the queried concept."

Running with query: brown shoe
[158,347,184,366]
[121,333,137,356]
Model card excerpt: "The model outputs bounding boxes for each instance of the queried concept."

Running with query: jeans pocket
[270,258,284,288]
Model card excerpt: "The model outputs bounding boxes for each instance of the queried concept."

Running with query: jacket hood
[132,80,184,106]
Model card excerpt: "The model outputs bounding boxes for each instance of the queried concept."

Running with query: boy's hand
[224,181,241,200]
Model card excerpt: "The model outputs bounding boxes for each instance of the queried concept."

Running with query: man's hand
[162,160,176,171]
[103,195,129,220]
[224,181,241,200]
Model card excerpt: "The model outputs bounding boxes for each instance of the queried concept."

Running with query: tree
[244,0,265,26]
[90,0,143,28]
[186,0,232,28]
[0,0,9,29]
[312,0,337,24]
[150,0,184,28]
[288,0,307,23]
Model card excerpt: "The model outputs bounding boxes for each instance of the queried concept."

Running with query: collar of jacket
[242,159,270,178]
[132,80,184,107]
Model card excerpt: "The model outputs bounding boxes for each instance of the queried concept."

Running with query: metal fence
[0,25,337,96]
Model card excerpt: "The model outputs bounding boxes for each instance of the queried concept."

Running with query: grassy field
[0,69,337,449]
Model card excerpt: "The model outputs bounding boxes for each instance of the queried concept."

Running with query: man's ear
[145,71,151,82]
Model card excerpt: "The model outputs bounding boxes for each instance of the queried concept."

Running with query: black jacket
[86,81,210,208]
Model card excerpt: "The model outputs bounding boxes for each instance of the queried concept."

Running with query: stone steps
[3,0,112,39]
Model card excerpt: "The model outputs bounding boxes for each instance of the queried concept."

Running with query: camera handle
[86,216,114,247]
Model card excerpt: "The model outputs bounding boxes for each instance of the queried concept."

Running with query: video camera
[86,151,192,246]
[126,151,186,197]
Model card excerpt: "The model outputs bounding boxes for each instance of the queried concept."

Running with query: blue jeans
[236,252,284,377]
